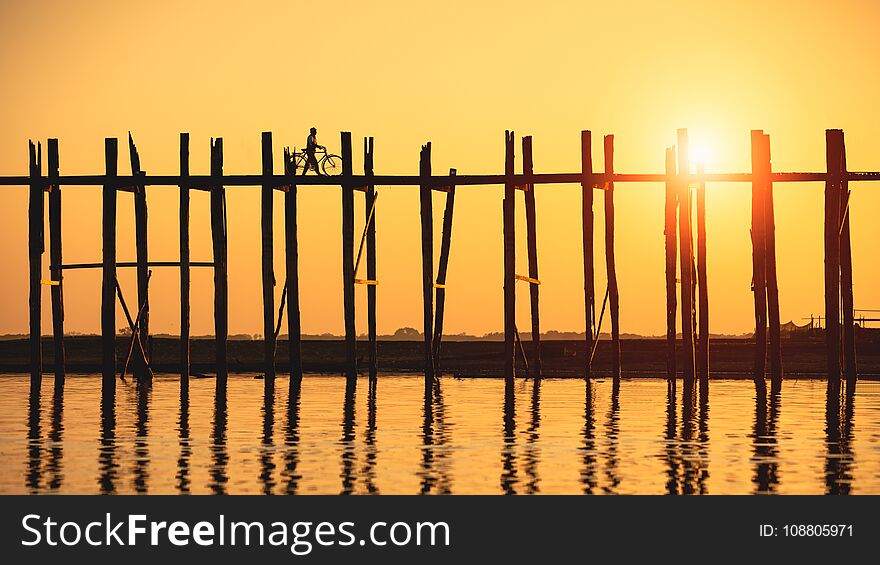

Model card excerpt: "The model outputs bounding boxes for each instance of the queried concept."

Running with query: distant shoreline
[2,334,878,378]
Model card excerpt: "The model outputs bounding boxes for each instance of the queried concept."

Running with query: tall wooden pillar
[364,137,378,382]
[284,147,303,388]
[762,134,783,386]
[750,130,768,384]
[418,142,435,387]
[522,137,542,379]
[824,130,842,382]
[604,135,620,380]
[837,132,857,387]
[503,131,516,383]
[580,131,595,378]
[677,129,696,384]
[210,138,228,389]
[129,134,150,382]
[261,132,276,382]
[695,163,709,383]
[47,139,64,388]
[432,169,456,376]
[28,141,43,394]
[179,133,191,383]
[101,138,118,395]
[664,148,678,382]
[340,132,357,383]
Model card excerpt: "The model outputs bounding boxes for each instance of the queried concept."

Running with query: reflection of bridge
[1,127,868,404]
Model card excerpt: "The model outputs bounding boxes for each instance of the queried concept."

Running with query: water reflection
[210,388,228,494]
[419,380,452,494]
[523,379,541,494]
[752,383,780,494]
[580,380,598,494]
[282,381,302,495]
[26,391,41,493]
[663,380,710,495]
[603,380,621,494]
[133,382,150,493]
[97,390,117,494]
[260,381,276,495]
[824,382,854,495]
[340,380,357,495]
[176,382,191,494]
[47,383,64,490]
[500,380,517,494]
[6,375,880,494]
[362,379,379,494]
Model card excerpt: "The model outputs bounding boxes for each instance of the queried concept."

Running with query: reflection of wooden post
[432,169,456,375]
[364,137,378,382]
[664,148,678,382]
[284,147,303,388]
[210,138,228,389]
[838,132,857,387]
[580,131,594,378]
[695,163,709,383]
[179,133,190,383]
[261,132,276,383]
[503,131,516,383]
[418,143,435,387]
[28,141,43,394]
[48,139,64,387]
[677,129,696,385]
[102,138,118,395]
[129,134,150,382]
[824,130,842,383]
[762,134,782,386]
[604,135,620,380]
[341,132,357,383]
[522,137,542,379]
[750,130,768,384]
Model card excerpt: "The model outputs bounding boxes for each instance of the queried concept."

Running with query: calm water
[1,374,878,494]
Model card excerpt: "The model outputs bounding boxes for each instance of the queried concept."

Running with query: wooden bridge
[1,128,867,402]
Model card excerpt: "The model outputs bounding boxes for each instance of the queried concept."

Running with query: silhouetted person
[303,127,325,175]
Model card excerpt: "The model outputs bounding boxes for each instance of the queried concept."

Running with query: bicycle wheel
[293,153,308,174]
[322,154,343,176]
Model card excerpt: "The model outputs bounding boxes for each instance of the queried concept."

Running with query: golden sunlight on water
[0,375,878,494]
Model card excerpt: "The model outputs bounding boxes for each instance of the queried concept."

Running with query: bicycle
[288,147,343,176]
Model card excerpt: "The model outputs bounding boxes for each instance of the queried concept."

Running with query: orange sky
[1,0,878,338]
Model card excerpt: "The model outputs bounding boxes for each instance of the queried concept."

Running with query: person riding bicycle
[303,127,325,175]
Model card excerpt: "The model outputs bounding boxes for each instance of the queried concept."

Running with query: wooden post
[179,133,190,383]
[210,137,228,389]
[677,129,696,384]
[503,131,516,383]
[838,132,857,387]
[261,132,276,383]
[824,129,842,382]
[28,141,43,394]
[433,169,456,374]
[750,130,768,383]
[341,131,357,383]
[419,142,435,387]
[129,134,150,382]
[102,138,118,395]
[522,137,542,379]
[664,147,678,382]
[580,131,595,378]
[762,134,783,386]
[364,137,378,382]
[695,163,709,383]
[603,135,620,380]
[47,139,64,387]
[284,147,303,388]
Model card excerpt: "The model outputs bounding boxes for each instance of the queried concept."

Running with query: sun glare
[689,142,711,170]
